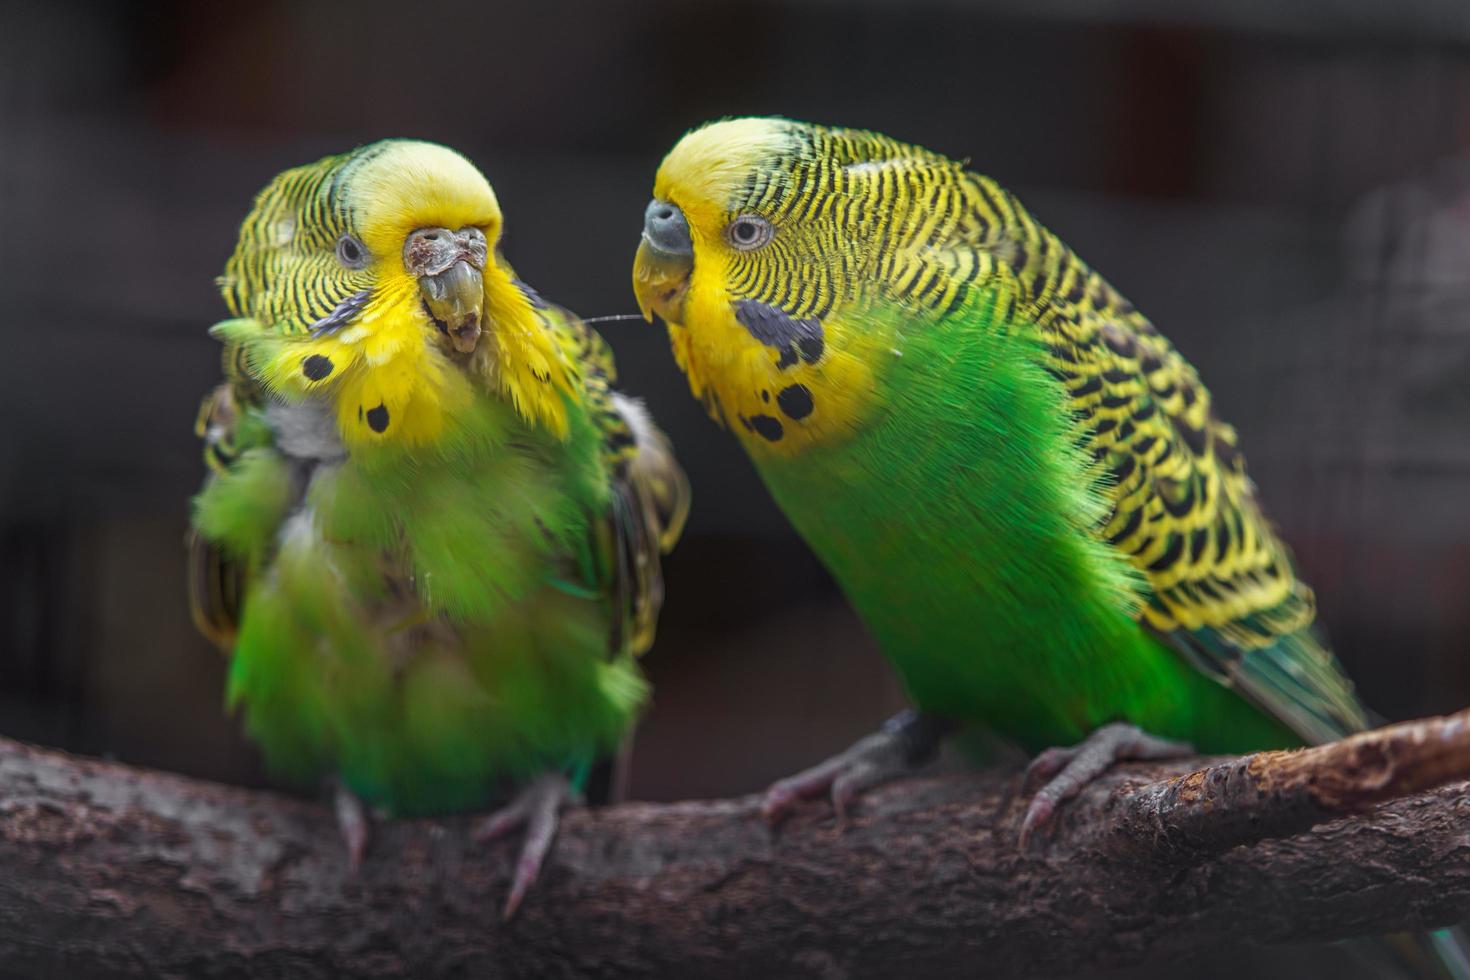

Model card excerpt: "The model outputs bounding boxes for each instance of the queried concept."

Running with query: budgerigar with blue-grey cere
[189,139,688,917]
[633,118,1465,974]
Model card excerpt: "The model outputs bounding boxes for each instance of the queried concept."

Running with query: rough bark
[2,713,1470,980]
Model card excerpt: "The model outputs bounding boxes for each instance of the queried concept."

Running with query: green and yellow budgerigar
[189,139,688,916]
[633,117,1470,971]
[631,117,1378,817]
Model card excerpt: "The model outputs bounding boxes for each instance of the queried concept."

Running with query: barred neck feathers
[219,140,577,451]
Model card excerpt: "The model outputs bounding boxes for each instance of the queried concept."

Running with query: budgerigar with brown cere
[188,139,689,917]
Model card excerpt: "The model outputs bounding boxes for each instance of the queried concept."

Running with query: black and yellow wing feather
[1006,214,1369,743]
[542,298,690,657]
[889,163,1369,743]
[187,340,270,649]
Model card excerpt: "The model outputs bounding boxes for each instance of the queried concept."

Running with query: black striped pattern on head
[222,145,390,335]
[715,123,1049,324]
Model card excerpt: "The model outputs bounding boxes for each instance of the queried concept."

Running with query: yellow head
[633,117,985,457]
[222,139,573,448]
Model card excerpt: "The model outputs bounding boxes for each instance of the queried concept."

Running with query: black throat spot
[365,403,390,433]
[776,384,814,421]
[740,413,784,443]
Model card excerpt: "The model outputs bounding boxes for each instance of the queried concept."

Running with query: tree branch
[3,712,1470,979]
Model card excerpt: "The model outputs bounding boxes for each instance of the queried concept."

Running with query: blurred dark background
[2,0,1469,975]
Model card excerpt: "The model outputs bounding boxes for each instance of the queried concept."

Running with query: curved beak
[633,199,693,324]
[406,226,488,354]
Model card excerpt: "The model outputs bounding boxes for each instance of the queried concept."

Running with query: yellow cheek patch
[325,277,469,448]
[671,286,884,458]
[256,323,466,450]
[227,283,472,451]
[216,269,578,454]
[332,348,470,448]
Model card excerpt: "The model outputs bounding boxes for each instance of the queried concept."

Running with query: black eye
[335,234,370,269]
[726,214,773,251]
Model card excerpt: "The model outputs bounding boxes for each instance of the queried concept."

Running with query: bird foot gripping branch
[1018,722,1194,848]
[474,773,581,920]
[761,710,955,828]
